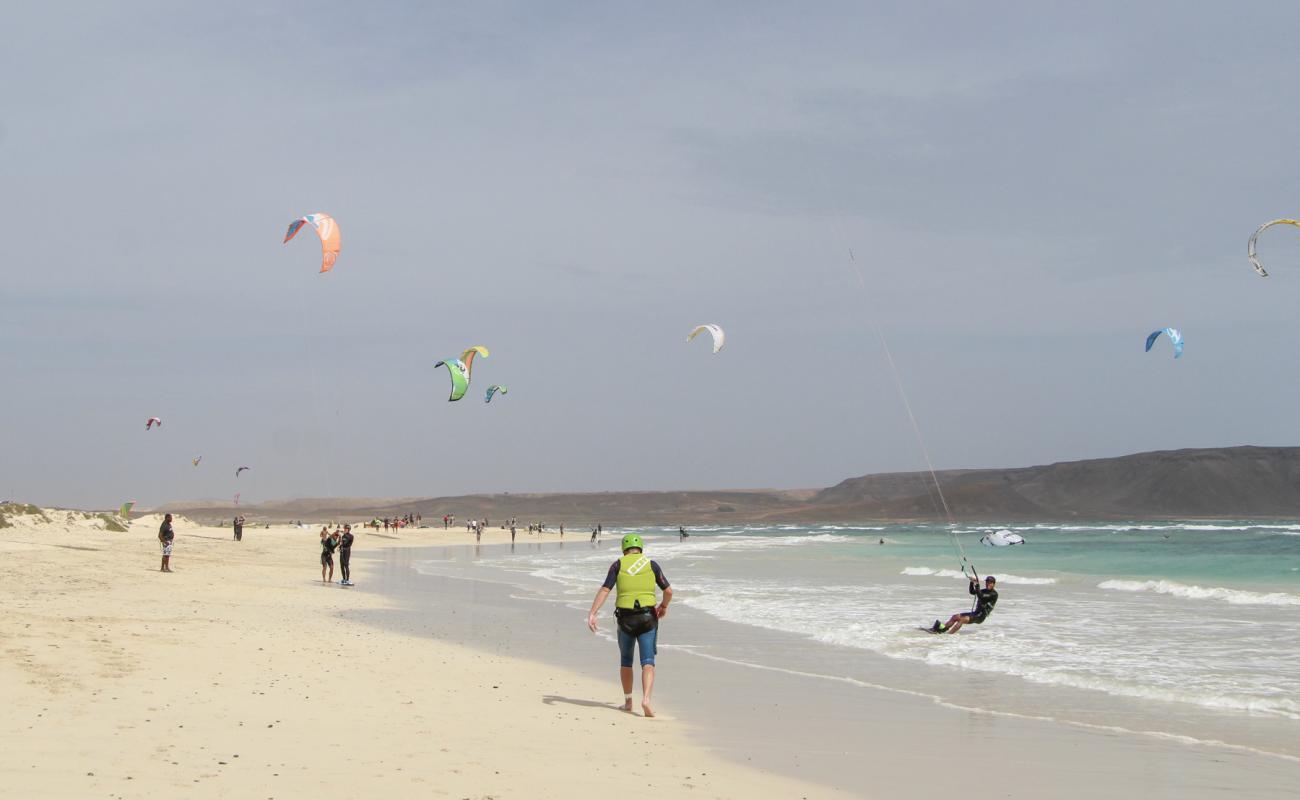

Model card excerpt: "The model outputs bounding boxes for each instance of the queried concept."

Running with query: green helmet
[621,533,644,552]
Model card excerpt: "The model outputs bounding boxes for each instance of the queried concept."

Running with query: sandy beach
[0,510,847,799]
[3,509,1297,799]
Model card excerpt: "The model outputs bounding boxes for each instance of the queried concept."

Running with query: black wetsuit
[967,583,998,623]
[338,532,354,582]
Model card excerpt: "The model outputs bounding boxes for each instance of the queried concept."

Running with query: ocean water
[411,522,1300,758]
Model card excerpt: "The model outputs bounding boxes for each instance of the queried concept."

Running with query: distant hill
[163,446,1300,524]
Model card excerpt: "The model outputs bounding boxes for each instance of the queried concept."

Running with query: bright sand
[4,511,1298,799]
[0,513,847,799]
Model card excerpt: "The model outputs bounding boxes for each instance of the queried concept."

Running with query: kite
[460,346,490,380]
[235,466,250,478]
[980,530,1026,547]
[119,501,135,520]
[192,456,202,467]
[233,493,240,506]
[283,213,341,273]
[145,417,162,430]
[434,359,470,402]
[1247,218,1300,277]
[687,324,725,354]
[1144,327,1184,359]
[485,385,508,403]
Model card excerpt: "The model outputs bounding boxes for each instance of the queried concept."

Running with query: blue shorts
[617,625,658,668]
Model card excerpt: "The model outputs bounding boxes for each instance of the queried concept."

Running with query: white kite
[687,324,725,354]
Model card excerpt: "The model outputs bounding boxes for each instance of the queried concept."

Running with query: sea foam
[1098,579,1300,607]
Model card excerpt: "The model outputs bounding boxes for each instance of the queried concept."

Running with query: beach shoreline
[364,537,1300,799]
[0,513,848,799]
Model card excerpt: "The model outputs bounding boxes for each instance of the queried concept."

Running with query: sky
[5,1,1300,509]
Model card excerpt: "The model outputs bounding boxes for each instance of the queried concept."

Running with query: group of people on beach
[370,514,418,531]
[319,525,355,585]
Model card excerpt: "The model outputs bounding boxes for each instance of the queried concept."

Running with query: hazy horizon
[6,2,1300,509]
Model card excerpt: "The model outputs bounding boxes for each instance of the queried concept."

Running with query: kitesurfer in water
[931,575,997,633]
[587,534,673,717]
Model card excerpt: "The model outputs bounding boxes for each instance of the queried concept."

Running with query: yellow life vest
[615,552,657,610]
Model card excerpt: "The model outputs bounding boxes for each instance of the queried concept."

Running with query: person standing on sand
[233,515,244,542]
[158,514,175,572]
[338,524,354,586]
[590,526,598,543]
[586,534,673,718]
[320,528,337,583]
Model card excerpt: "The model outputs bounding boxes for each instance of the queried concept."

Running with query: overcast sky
[5,2,1300,509]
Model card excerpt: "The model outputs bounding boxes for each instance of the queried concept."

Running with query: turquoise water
[415,519,1300,758]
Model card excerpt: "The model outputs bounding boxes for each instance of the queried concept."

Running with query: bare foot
[621,698,634,712]
[642,700,654,718]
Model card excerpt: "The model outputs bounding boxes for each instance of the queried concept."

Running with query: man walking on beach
[233,515,244,542]
[158,513,175,572]
[932,575,998,634]
[586,534,673,717]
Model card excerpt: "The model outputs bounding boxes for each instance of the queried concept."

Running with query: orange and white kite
[284,213,341,273]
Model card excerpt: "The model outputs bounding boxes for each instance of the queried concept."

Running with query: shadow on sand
[542,695,625,713]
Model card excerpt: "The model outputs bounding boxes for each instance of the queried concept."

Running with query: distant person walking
[338,524,354,586]
[587,534,673,717]
[590,526,598,543]
[233,515,244,542]
[158,513,175,572]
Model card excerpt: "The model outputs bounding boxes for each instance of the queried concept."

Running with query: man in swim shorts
[158,513,175,572]
[586,534,673,717]
[932,575,998,633]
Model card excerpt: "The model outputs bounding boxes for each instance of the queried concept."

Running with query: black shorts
[321,554,334,566]
[962,612,987,624]
[615,608,658,637]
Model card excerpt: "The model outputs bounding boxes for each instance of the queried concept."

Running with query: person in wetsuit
[932,575,997,634]
[338,524,354,585]
[586,534,673,717]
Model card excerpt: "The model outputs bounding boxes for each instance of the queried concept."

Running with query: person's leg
[946,614,969,634]
[639,627,658,716]
[322,559,327,583]
[340,551,349,582]
[328,558,334,582]
[617,628,635,711]
[641,665,656,717]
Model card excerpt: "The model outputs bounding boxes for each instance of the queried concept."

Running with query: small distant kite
[119,501,135,519]
[235,466,250,478]
[460,346,490,380]
[1144,327,1184,359]
[1247,218,1300,277]
[485,385,508,403]
[192,456,202,467]
[687,324,725,354]
[434,359,470,402]
[233,493,240,506]
[283,213,341,273]
[145,417,162,430]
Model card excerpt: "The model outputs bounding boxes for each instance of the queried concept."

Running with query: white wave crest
[901,567,1056,585]
[1098,579,1300,607]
